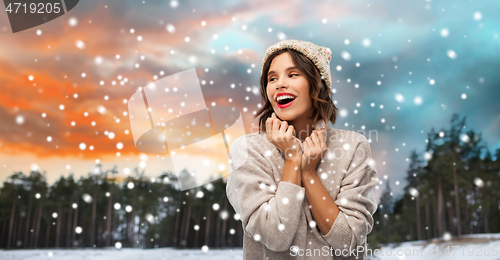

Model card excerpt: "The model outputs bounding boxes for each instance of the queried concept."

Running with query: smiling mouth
[276,96,296,105]
[276,96,296,108]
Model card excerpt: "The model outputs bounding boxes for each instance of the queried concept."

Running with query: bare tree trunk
[204,204,211,247]
[91,190,97,247]
[17,212,24,247]
[432,193,438,238]
[451,152,462,236]
[7,201,16,248]
[143,222,147,249]
[1,218,7,247]
[12,213,18,247]
[45,218,51,247]
[128,192,136,248]
[228,221,235,247]
[483,205,489,233]
[173,207,181,247]
[425,200,431,240]
[480,187,489,234]
[437,170,445,236]
[221,199,228,247]
[101,217,106,247]
[132,214,139,247]
[194,213,200,248]
[447,199,454,235]
[30,204,38,247]
[409,222,414,240]
[86,222,90,247]
[215,204,222,247]
[66,210,72,247]
[182,204,192,248]
[179,203,188,248]
[387,215,392,242]
[124,211,129,247]
[136,215,141,249]
[416,196,422,240]
[165,200,169,220]
[24,201,32,248]
[106,186,113,247]
[464,198,470,234]
[127,213,131,247]
[55,204,62,247]
[72,197,79,247]
[34,202,43,248]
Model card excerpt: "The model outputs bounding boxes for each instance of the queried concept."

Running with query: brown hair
[256,48,338,134]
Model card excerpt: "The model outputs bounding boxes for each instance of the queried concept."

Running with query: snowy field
[0,248,243,260]
[370,233,500,260]
[1,234,500,260]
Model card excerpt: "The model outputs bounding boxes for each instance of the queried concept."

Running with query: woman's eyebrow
[267,66,298,77]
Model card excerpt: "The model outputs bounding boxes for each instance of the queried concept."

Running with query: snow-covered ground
[1,234,499,260]
[0,248,243,260]
[369,233,500,260]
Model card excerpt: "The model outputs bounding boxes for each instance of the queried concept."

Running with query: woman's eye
[269,74,298,82]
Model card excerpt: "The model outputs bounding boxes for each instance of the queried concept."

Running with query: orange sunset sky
[1,0,499,198]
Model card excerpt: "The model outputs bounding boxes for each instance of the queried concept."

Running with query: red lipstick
[275,92,297,109]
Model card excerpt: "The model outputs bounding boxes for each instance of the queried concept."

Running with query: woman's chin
[275,111,298,122]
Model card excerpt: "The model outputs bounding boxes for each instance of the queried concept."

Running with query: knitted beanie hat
[261,39,333,89]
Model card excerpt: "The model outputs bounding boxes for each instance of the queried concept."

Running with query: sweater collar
[269,112,329,145]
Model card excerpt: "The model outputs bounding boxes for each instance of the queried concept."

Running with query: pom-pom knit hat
[261,39,333,89]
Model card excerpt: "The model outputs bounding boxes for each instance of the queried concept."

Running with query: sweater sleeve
[226,135,306,252]
[321,138,378,251]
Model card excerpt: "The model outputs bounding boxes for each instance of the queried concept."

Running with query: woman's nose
[275,78,288,89]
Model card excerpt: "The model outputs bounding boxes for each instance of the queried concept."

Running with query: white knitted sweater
[226,113,379,259]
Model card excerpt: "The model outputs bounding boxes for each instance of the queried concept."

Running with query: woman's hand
[266,116,302,161]
[301,128,327,176]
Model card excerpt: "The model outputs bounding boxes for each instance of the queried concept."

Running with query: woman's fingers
[272,118,280,133]
[319,128,327,151]
[280,120,288,133]
[302,141,309,153]
[311,130,326,146]
[308,130,327,158]
[286,125,294,136]
[313,129,327,153]
[305,137,314,154]
[267,115,293,143]
[310,130,321,149]
[301,129,328,171]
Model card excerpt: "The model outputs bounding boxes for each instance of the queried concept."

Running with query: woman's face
[266,52,312,122]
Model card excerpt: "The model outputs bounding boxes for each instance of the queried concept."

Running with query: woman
[226,39,379,259]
